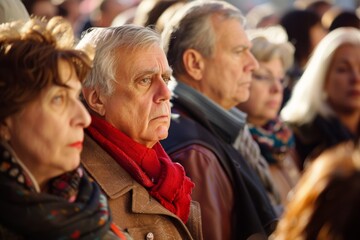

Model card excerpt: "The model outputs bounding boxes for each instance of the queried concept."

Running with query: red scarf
[86,115,194,223]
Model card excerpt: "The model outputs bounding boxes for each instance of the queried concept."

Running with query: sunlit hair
[281,27,360,125]
[77,25,162,95]
[247,26,294,71]
[0,16,93,123]
[272,141,360,240]
[162,0,244,78]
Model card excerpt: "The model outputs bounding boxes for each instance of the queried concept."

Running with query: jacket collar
[172,81,247,144]
[81,134,181,217]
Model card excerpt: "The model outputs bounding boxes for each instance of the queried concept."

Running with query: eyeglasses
[252,71,289,87]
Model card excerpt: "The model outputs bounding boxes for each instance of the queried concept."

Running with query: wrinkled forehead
[114,43,171,77]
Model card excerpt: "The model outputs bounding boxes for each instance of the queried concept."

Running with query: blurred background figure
[0,0,29,23]
[0,16,127,239]
[245,2,280,29]
[22,0,59,19]
[79,0,138,35]
[272,141,360,240]
[237,26,300,205]
[322,7,360,31]
[154,0,186,32]
[293,0,333,17]
[279,8,328,106]
[22,0,84,37]
[329,10,360,30]
[56,0,84,37]
[132,0,187,32]
[281,27,360,170]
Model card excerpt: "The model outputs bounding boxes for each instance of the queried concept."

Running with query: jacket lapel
[81,134,180,218]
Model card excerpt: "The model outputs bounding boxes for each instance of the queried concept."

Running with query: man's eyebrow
[233,44,250,51]
[132,67,173,79]
[163,68,173,76]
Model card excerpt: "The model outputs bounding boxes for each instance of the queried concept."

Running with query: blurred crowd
[14,0,360,39]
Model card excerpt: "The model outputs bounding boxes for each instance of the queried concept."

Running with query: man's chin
[156,128,169,141]
[158,133,169,141]
[236,93,250,105]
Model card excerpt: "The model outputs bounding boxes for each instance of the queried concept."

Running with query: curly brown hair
[0,16,93,122]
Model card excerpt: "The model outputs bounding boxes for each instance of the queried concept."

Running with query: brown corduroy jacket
[81,134,203,240]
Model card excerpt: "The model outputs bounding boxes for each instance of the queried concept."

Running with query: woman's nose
[74,100,91,128]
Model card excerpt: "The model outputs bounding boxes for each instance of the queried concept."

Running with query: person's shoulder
[170,143,220,162]
[164,113,218,151]
[289,121,319,144]
[81,134,136,198]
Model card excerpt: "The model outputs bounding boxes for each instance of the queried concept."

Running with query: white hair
[281,27,360,125]
[76,24,161,95]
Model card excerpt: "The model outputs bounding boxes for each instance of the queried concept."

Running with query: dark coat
[161,85,278,240]
[291,115,357,169]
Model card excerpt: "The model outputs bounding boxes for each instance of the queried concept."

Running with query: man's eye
[139,78,152,86]
[163,76,171,85]
[235,46,249,54]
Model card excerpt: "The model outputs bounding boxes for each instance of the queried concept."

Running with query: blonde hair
[247,26,294,71]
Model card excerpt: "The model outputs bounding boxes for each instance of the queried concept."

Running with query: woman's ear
[182,49,205,81]
[82,88,106,116]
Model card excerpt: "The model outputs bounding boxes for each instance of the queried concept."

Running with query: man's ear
[183,49,205,81]
[82,88,106,116]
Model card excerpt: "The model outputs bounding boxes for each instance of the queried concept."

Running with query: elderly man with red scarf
[77,25,202,240]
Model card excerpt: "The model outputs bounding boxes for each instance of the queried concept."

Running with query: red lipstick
[69,141,83,149]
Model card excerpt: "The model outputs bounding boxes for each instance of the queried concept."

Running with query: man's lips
[152,114,170,120]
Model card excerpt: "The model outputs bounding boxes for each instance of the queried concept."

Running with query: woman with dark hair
[281,9,327,71]
[0,17,128,239]
[329,10,360,31]
[280,9,327,105]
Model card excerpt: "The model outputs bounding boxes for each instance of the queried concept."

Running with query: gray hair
[281,27,360,125]
[162,0,244,78]
[77,24,162,95]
